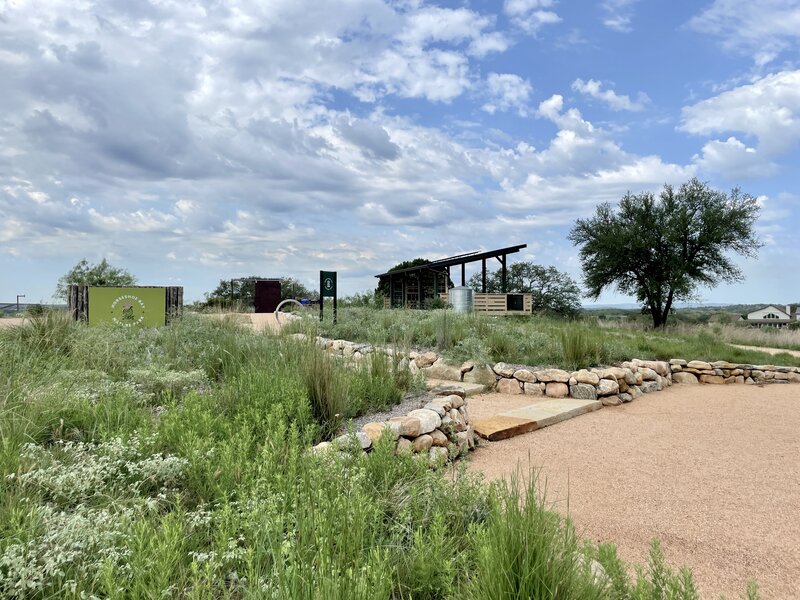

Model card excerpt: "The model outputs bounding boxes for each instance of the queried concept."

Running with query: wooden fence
[382,292,532,314]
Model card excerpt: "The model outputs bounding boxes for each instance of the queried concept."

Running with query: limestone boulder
[429,446,449,464]
[640,381,660,394]
[571,369,600,385]
[429,429,449,447]
[638,367,658,381]
[536,369,571,383]
[493,362,516,378]
[546,382,569,398]
[407,409,442,434]
[513,369,537,383]
[601,395,622,406]
[619,392,633,403]
[699,374,725,385]
[597,379,620,396]
[524,382,545,396]
[687,360,713,371]
[433,384,466,399]
[362,422,400,443]
[412,434,433,453]
[426,359,463,381]
[460,361,475,374]
[633,360,670,376]
[423,402,448,417]
[672,371,699,384]
[445,394,465,409]
[334,431,372,451]
[389,416,423,438]
[463,365,497,387]
[415,351,438,368]
[396,437,413,455]
[496,378,523,395]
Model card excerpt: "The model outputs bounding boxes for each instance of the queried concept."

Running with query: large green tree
[568,178,761,328]
[55,258,137,300]
[205,276,314,307]
[468,262,582,317]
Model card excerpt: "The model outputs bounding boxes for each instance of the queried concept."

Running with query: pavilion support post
[501,254,507,293]
[433,271,438,302]
[417,270,422,309]
[461,262,465,287]
[481,258,486,293]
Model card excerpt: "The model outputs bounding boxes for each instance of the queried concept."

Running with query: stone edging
[312,384,478,463]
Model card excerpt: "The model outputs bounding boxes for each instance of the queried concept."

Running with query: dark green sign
[321,271,337,298]
[88,287,167,328]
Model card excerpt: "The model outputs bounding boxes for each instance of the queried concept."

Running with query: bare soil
[467,384,800,599]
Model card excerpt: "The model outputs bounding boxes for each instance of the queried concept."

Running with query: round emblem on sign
[110,294,147,327]
[324,278,333,291]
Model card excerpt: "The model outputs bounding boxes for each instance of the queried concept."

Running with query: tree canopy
[568,178,761,328]
[205,276,314,307]
[468,261,582,317]
[55,258,137,300]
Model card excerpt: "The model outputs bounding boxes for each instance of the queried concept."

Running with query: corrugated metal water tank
[449,286,474,313]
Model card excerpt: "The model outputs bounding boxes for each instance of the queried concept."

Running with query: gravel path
[467,384,800,599]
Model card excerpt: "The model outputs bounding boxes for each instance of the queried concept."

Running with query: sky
[1,0,799,305]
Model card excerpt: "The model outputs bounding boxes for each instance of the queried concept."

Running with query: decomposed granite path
[467,384,800,599]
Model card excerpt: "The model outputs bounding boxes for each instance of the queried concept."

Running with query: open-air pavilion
[375,244,532,313]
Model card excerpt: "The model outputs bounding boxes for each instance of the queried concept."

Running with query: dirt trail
[729,343,800,358]
[467,384,800,599]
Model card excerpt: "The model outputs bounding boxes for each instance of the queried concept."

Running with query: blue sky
[1,0,799,305]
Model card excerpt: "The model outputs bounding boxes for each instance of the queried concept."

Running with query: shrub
[299,345,349,441]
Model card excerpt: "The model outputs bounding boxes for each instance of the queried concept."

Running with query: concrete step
[426,379,487,397]
[473,398,602,441]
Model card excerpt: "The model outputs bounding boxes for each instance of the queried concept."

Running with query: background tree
[55,258,137,300]
[205,276,314,307]
[375,258,431,297]
[569,178,761,328]
[468,261,582,317]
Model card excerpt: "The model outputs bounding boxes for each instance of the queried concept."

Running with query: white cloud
[503,0,562,34]
[571,78,649,111]
[693,137,778,179]
[689,0,800,65]
[601,0,639,32]
[482,73,533,116]
[680,70,800,155]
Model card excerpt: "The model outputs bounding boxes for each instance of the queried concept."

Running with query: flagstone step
[473,398,602,441]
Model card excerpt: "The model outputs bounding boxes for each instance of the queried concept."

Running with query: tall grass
[0,313,760,598]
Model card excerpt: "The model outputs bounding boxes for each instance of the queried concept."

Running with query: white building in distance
[740,304,798,329]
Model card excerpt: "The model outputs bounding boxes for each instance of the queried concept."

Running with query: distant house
[740,304,797,328]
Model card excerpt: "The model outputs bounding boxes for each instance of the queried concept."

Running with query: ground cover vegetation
[299,306,800,370]
[570,178,762,328]
[0,312,761,598]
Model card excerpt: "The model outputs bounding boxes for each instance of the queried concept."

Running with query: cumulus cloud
[693,137,778,179]
[571,79,649,111]
[503,0,562,34]
[0,0,710,299]
[681,70,800,156]
[688,0,800,65]
[601,0,639,32]
[482,73,533,116]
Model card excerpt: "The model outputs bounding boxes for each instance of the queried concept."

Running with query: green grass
[287,306,800,369]
[0,313,761,598]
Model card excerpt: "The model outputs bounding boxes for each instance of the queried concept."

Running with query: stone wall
[313,385,478,463]
[490,358,800,405]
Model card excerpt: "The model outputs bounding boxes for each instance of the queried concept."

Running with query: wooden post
[461,262,465,287]
[481,258,486,293]
[501,254,507,294]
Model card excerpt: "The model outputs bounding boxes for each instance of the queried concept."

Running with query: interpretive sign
[319,270,337,324]
[87,287,167,327]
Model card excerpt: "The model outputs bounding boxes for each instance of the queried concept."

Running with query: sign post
[320,270,337,324]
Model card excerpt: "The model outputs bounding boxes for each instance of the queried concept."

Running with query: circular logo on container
[110,294,146,327]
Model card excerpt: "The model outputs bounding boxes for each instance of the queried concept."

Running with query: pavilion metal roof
[375,244,527,278]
